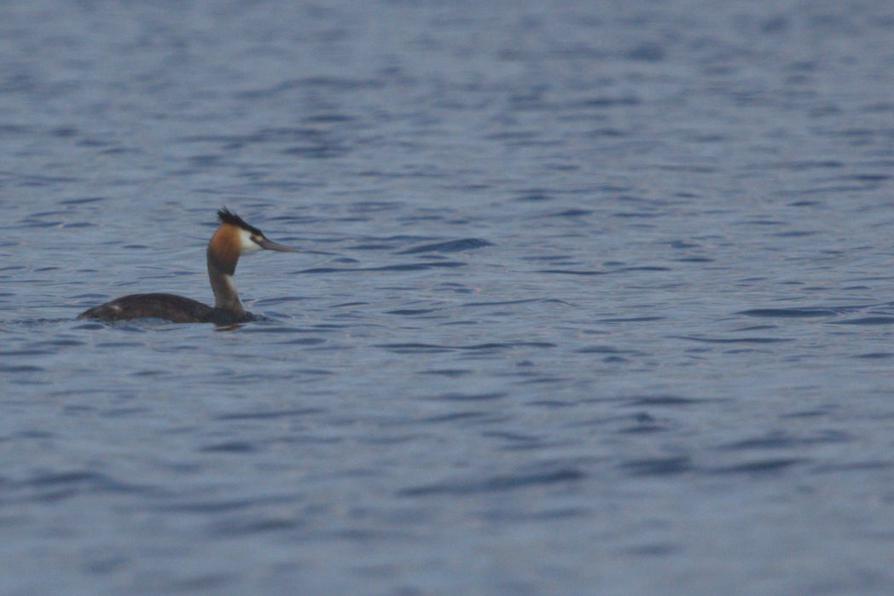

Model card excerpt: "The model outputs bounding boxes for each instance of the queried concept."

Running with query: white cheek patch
[238,229,262,254]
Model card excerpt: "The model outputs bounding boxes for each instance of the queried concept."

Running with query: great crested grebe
[78,209,296,324]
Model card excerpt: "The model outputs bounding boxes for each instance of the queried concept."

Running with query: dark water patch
[671,335,791,344]
[253,296,312,306]
[733,325,777,332]
[483,507,590,523]
[598,316,664,323]
[483,431,542,446]
[0,364,44,373]
[0,349,53,356]
[611,266,670,273]
[350,243,398,250]
[279,337,327,346]
[372,343,451,354]
[738,307,855,318]
[239,326,305,334]
[514,375,567,386]
[15,430,53,439]
[158,494,295,514]
[214,408,323,421]
[774,230,817,238]
[199,441,258,454]
[419,411,504,424]
[738,219,784,227]
[431,392,507,402]
[797,185,875,195]
[830,317,894,325]
[854,352,894,359]
[398,238,493,254]
[303,113,356,124]
[536,269,605,276]
[375,341,555,353]
[583,127,626,137]
[675,256,713,262]
[781,409,830,419]
[624,42,666,62]
[158,573,236,592]
[20,471,154,498]
[620,456,692,476]
[83,553,129,575]
[835,173,890,183]
[719,431,850,451]
[612,211,665,218]
[281,144,349,159]
[813,461,893,473]
[60,196,106,205]
[626,395,708,407]
[0,124,31,135]
[235,77,382,99]
[2,171,80,186]
[399,468,584,497]
[386,308,441,315]
[548,208,593,218]
[618,421,669,434]
[207,516,301,537]
[299,261,466,274]
[650,165,717,174]
[180,127,321,146]
[462,298,569,308]
[571,96,641,109]
[709,458,805,475]
[417,369,472,377]
[513,190,553,202]
[101,407,150,418]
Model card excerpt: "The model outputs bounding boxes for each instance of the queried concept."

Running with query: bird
[78,209,296,324]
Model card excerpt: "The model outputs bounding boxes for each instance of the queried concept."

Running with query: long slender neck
[207,242,244,315]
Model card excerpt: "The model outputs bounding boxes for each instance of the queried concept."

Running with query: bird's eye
[251,235,262,245]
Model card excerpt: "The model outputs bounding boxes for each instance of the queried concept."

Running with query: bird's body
[78,293,252,324]
[78,209,296,324]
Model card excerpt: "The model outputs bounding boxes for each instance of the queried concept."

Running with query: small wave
[375,341,556,353]
[671,335,791,344]
[462,298,572,308]
[738,307,853,317]
[398,238,493,254]
[620,456,692,476]
[708,458,806,475]
[299,261,466,274]
[536,266,670,276]
[830,316,894,325]
[398,468,584,497]
[214,408,323,421]
[718,431,850,451]
[626,395,708,407]
[430,392,507,402]
[199,441,257,453]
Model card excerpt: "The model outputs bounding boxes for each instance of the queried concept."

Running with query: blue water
[3,1,894,594]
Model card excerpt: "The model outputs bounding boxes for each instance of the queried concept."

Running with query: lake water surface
[2,1,894,594]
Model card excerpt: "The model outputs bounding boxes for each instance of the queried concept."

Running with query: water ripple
[398,238,493,254]
[399,468,585,497]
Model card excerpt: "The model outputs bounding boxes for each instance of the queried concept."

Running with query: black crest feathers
[217,208,263,236]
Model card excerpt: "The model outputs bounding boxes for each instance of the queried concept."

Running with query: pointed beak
[257,237,298,252]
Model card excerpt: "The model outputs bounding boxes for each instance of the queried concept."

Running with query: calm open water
[2,1,894,594]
